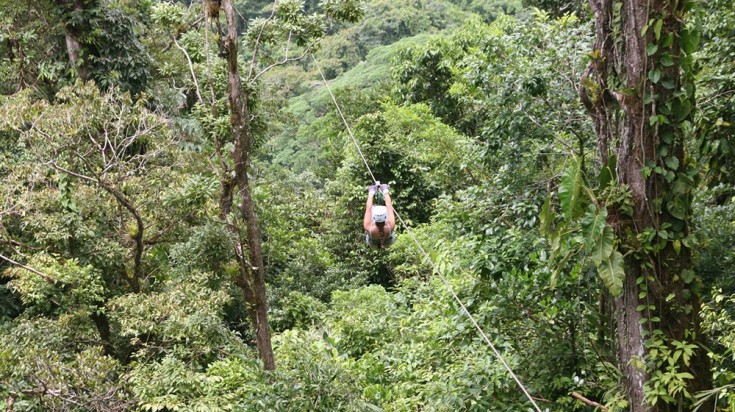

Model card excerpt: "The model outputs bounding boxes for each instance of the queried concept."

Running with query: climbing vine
[542,0,713,410]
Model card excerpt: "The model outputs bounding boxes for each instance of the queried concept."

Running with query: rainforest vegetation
[0,0,734,410]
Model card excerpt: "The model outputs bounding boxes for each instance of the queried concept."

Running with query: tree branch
[524,112,576,155]
[571,391,608,411]
[173,36,204,104]
[45,161,143,292]
[0,253,55,283]
[252,40,320,82]
[247,0,279,80]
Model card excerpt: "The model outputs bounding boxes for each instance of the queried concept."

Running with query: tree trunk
[59,0,91,81]
[581,1,712,410]
[90,310,116,358]
[102,182,143,293]
[615,268,648,410]
[221,0,275,370]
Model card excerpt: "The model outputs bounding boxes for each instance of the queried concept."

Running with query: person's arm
[363,190,375,232]
[383,189,396,232]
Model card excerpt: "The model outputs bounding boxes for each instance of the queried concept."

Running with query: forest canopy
[0,0,734,411]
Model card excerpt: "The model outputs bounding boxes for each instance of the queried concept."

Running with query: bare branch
[45,161,98,184]
[571,392,608,411]
[0,238,41,251]
[173,36,204,104]
[0,253,55,283]
[284,30,291,60]
[252,40,320,82]
[247,0,279,80]
[204,6,217,107]
[523,113,576,155]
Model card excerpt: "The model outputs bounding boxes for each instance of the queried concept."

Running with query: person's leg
[363,185,377,232]
[382,186,396,232]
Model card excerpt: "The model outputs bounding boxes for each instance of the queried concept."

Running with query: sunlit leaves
[245,0,361,48]
[4,254,106,316]
[108,271,238,364]
[320,0,364,23]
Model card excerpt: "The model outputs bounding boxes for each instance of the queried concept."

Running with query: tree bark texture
[221,0,275,370]
[581,1,711,410]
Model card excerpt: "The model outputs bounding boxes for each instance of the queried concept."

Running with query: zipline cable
[311,53,544,412]
[311,54,377,185]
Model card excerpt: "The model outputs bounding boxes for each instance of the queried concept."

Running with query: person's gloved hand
[379,184,389,194]
[368,185,377,195]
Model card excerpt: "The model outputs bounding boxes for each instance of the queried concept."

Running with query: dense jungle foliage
[0,0,733,410]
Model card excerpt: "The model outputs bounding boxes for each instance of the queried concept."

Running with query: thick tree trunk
[59,0,91,81]
[615,268,648,410]
[221,0,275,370]
[90,310,115,357]
[581,1,712,410]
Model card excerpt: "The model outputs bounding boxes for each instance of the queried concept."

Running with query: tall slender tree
[213,0,363,370]
[219,0,276,370]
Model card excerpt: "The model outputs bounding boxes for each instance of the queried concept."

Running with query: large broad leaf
[666,195,689,220]
[590,224,614,266]
[681,29,700,55]
[598,250,625,297]
[559,159,585,220]
[551,250,576,289]
[581,204,607,246]
[673,98,692,122]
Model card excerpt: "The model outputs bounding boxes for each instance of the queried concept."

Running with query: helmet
[371,205,388,223]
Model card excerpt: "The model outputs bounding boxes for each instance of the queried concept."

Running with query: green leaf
[666,196,688,220]
[654,19,663,40]
[582,204,607,246]
[661,131,674,144]
[599,250,625,297]
[590,224,614,266]
[644,90,658,104]
[648,69,661,83]
[681,29,700,54]
[647,43,659,56]
[558,159,586,220]
[552,249,576,288]
[665,156,679,170]
[660,54,674,67]
[673,239,681,255]
[672,173,693,194]
[681,269,695,284]
[673,98,692,121]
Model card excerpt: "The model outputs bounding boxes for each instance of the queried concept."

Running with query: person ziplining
[312,52,542,410]
[363,182,396,248]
